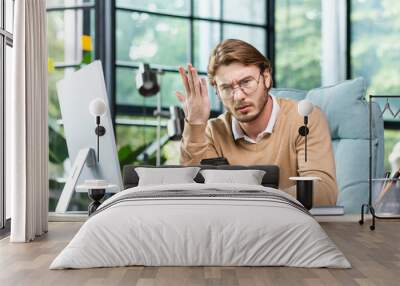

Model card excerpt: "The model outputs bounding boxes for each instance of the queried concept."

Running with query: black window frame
[45,1,400,134]
[47,0,275,127]
[111,0,275,120]
[47,0,400,140]
[45,1,274,213]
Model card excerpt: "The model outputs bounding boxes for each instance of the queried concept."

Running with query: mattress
[50,183,351,269]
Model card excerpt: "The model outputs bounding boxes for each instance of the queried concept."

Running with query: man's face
[214,62,271,123]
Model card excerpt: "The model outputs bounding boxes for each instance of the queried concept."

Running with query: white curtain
[8,0,48,242]
[321,0,347,86]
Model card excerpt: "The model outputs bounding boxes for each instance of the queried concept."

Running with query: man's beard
[231,94,268,123]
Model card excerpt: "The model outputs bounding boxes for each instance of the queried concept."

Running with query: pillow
[305,77,369,140]
[200,169,266,185]
[270,88,307,101]
[135,167,200,186]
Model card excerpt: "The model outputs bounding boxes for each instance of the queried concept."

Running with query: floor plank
[1,220,399,286]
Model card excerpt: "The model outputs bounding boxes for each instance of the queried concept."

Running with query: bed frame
[122,165,280,189]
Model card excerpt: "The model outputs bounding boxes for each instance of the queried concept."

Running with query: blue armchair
[271,77,385,213]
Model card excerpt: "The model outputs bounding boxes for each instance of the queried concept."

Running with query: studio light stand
[136,63,167,166]
[136,105,185,162]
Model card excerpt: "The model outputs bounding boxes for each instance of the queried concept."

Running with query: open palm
[175,64,211,125]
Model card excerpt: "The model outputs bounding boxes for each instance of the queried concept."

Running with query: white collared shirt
[231,94,280,143]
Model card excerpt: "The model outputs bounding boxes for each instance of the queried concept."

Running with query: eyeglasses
[216,74,262,99]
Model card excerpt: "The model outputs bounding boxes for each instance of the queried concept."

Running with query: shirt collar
[231,94,280,143]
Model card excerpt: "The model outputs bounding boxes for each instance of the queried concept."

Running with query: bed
[50,165,350,269]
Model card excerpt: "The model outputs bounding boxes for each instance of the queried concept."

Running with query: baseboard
[48,212,88,222]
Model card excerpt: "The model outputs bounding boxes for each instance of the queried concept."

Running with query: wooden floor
[1,220,400,286]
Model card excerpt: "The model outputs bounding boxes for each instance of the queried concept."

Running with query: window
[114,1,271,167]
[115,0,269,112]
[350,0,400,171]
[1,0,14,231]
[114,0,270,171]
[351,0,400,95]
[47,0,96,212]
[275,0,322,89]
[46,0,271,213]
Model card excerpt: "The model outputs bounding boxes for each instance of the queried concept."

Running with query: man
[175,39,338,206]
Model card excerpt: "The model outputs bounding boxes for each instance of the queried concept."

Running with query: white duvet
[50,183,351,269]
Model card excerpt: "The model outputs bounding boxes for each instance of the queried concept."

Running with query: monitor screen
[56,61,122,202]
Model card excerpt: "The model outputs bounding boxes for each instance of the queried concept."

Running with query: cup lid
[289,176,321,181]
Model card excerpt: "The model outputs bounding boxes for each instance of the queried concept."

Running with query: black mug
[296,180,313,210]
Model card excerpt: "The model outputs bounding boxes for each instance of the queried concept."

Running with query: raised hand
[175,64,211,125]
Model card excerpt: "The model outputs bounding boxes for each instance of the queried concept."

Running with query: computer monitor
[55,61,122,213]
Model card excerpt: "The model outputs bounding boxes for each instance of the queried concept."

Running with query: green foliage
[48,178,64,212]
[118,143,166,168]
[351,0,400,95]
[81,51,93,65]
[275,0,322,89]
[48,118,68,164]
[116,121,168,167]
[118,144,143,168]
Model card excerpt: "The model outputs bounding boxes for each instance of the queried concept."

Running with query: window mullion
[189,0,194,63]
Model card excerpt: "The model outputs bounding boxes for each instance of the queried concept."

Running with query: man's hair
[207,39,272,85]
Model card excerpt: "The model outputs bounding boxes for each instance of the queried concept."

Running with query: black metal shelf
[359,94,400,230]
